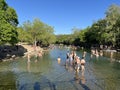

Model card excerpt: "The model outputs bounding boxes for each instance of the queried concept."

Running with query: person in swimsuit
[81,57,86,76]
[69,53,73,65]
[76,56,81,72]
[66,51,70,65]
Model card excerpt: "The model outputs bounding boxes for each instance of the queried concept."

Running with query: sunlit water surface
[0,47,120,90]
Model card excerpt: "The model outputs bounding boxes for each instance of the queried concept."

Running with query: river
[0,46,120,90]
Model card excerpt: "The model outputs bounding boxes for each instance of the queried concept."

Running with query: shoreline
[0,44,44,62]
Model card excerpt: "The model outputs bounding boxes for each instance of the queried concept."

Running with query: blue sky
[6,0,120,34]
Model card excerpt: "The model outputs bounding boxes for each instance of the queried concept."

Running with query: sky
[6,0,120,35]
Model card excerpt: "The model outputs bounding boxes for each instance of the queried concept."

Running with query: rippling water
[0,46,120,90]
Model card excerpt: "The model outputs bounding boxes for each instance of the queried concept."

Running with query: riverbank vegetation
[17,19,56,47]
[56,4,120,50]
[0,0,56,47]
[0,0,120,60]
[0,0,18,45]
[0,0,56,60]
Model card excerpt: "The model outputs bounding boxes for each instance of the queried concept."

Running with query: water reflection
[0,47,120,90]
[89,55,120,90]
[74,70,90,90]
[33,82,40,90]
[65,63,74,72]
[27,62,31,72]
[80,76,86,85]
[74,71,80,83]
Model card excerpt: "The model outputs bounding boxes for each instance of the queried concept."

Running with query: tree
[52,4,120,49]
[21,18,56,46]
[17,26,28,42]
[105,4,120,46]
[112,16,120,48]
[41,24,56,46]
[0,0,18,45]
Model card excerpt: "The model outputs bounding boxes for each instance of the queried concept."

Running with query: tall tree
[105,4,120,46]
[112,16,120,48]
[0,0,18,45]
[22,18,56,46]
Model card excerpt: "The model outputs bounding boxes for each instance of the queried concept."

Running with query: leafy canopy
[0,0,18,45]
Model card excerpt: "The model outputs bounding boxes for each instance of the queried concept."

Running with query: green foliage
[71,27,87,46]
[17,27,28,42]
[84,4,120,47]
[105,4,120,46]
[0,0,18,45]
[56,34,73,45]
[0,0,8,10]
[56,4,120,49]
[85,19,107,44]
[18,18,56,46]
[112,16,120,48]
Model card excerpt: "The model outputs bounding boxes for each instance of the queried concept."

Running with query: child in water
[57,56,61,64]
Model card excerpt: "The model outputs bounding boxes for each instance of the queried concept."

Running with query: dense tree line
[56,4,120,49]
[0,0,120,49]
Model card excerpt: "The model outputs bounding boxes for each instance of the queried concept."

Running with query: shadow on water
[73,70,90,90]
[18,70,91,90]
[19,75,57,90]
[79,82,90,90]
[34,82,40,90]
[19,83,27,90]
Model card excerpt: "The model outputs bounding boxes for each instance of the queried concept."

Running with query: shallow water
[0,46,120,90]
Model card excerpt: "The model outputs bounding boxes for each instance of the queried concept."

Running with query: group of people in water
[91,48,103,58]
[66,51,86,76]
[58,50,86,78]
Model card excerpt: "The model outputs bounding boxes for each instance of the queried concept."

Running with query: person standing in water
[95,49,99,57]
[100,50,103,56]
[69,52,73,65]
[82,51,87,58]
[66,51,69,59]
[72,51,77,65]
[57,56,61,64]
[76,56,81,72]
[81,57,86,76]
[27,53,31,63]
